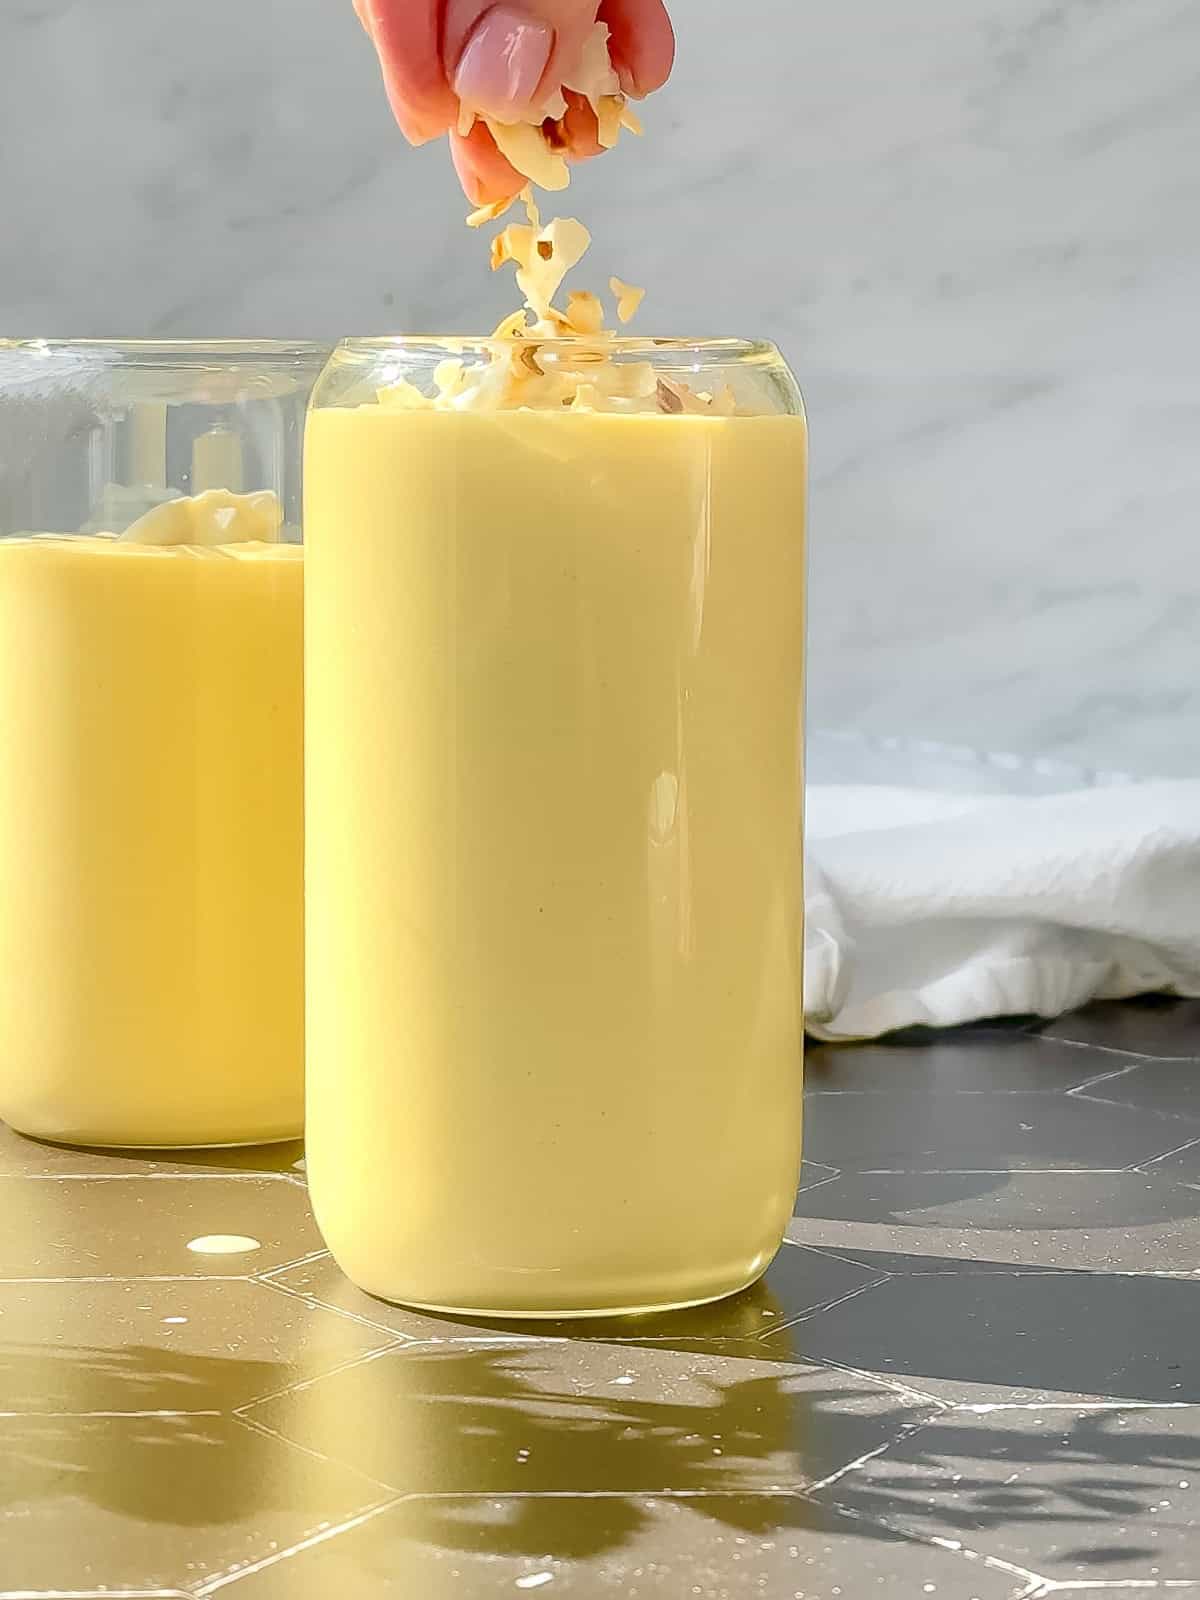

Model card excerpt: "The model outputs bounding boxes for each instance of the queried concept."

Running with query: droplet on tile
[161,1316,188,1325]
[186,1234,261,1255]
[515,1576,554,1591]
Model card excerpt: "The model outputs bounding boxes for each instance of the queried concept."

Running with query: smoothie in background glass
[0,341,321,1149]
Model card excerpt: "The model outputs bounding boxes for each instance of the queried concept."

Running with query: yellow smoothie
[0,533,304,1147]
[304,404,807,1315]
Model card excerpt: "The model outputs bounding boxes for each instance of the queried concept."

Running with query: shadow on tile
[225,1491,1025,1598]
[245,1339,934,1502]
[821,1402,1200,1584]
[0,1411,382,1591]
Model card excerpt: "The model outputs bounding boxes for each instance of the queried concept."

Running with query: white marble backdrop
[2,0,1197,778]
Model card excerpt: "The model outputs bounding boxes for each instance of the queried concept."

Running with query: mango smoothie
[0,522,303,1148]
[305,399,807,1314]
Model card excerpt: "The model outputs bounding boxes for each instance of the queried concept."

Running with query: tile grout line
[765,1275,894,1339]
[794,1485,1048,1595]
[1132,1135,1200,1173]
[191,1493,406,1596]
[233,1338,413,1415]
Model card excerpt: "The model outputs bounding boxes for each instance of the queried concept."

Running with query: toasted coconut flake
[561,22,621,112]
[566,290,605,336]
[491,308,530,340]
[610,276,645,325]
[490,223,534,272]
[619,103,643,135]
[457,105,477,138]
[467,195,515,229]
[596,95,624,149]
[656,379,685,415]
[376,380,429,410]
[487,120,570,191]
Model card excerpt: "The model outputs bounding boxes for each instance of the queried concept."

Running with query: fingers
[559,90,605,160]
[450,4,556,125]
[450,119,527,204]
[356,0,458,145]
[599,0,674,98]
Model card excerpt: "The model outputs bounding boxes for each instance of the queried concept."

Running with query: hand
[355,0,675,202]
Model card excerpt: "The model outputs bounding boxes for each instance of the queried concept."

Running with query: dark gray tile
[266,1240,884,1349]
[789,1170,1200,1273]
[0,1412,386,1592]
[0,1279,393,1413]
[225,1491,1028,1598]
[0,1175,323,1278]
[1044,997,1200,1060]
[806,1033,1121,1094]
[244,1339,936,1497]
[802,1090,1188,1172]
[789,1272,1200,1404]
[1075,1059,1200,1124]
[822,1402,1200,1583]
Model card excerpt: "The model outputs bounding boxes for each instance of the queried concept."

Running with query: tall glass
[305,337,807,1315]
[0,340,327,1148]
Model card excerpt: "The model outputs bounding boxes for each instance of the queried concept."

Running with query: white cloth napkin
[804,780,1200,1041]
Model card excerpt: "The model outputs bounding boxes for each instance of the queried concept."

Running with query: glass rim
[333,335,782,360]
[0,338,330,362]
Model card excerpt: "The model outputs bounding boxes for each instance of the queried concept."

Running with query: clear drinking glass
[305,337,808,1315]
[0,340,327,1148]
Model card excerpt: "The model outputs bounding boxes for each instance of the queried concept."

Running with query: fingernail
[453,4,554,120]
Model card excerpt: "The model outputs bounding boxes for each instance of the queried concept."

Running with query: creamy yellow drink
[305,399,806,1314]
[0,509,303,1148]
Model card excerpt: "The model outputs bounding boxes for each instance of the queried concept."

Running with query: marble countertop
[1,996,1197,1596]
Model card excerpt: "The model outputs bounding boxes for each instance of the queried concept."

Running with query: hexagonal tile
[820,1401,1200,1583]
[242,1340,936,1497]
[788,1272,1200,1404]
[0,1278,394,1413]
[0,1412,388,1592]
[0,1175,323,1278]
[1074,1059,1200,1124]
[790,1169,1200,1272]
[220,1491,1028,1598]
[802,1090,1190,1172]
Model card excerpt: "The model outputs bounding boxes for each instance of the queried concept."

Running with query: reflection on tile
[0,1279,394,1413]
[822,1403,1200,1584]
[244,1340,936,1498]
[223,1491,1027,1598]
[790,1170,1200,1273]
[1075,1059,1200,1125]
[266,1240,884,1350]
[791,1272,1200,1404]
[0,1412,386,1592]
[1043,997,1200,1060]
[803,1089,1189,1172]
[0,1176,323,1279]
[807,1034,1119,1094]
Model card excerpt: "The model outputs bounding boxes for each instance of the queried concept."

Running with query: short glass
[304,336,808,1316]
[0,340,327,1148]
